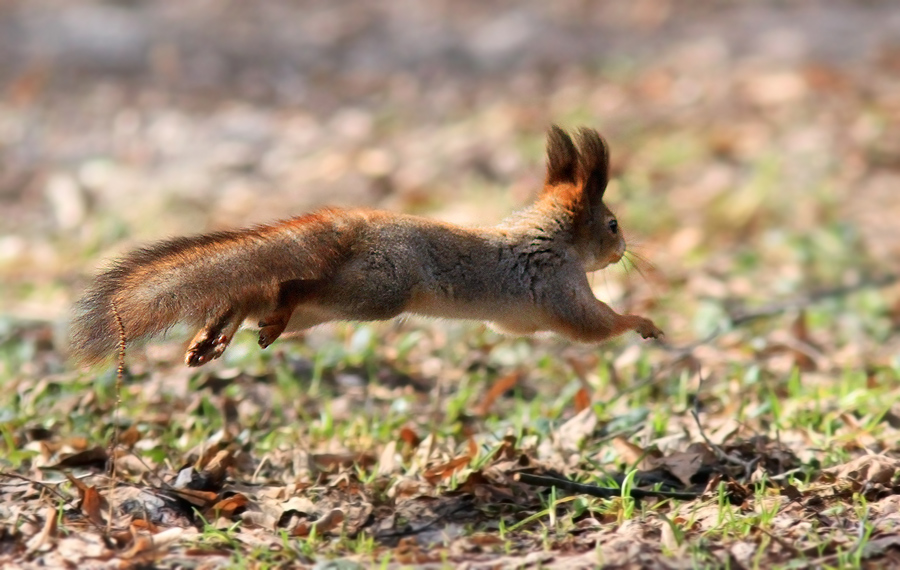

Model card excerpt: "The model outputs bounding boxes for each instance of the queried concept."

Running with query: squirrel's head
[543,125,625,272]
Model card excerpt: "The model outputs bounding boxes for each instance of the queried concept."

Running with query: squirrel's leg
[552,296,663,343]
[258,279,323,349]
[185,308,247,367]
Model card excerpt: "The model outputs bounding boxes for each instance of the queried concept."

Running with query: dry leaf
[208,493,249,519]
[44,447,109,471]
[423,455,471,484]
[120,527,185,559]
[378,440,398,476]
[167,488,219,508]
[80,485,105,527]
[611,436,656,466]
[201,449,235,489]
[652,446,716,487]
[790,311,817,371]
[822,455,900,487]
[25,506,58,554]
[399,426,421,448]
[474,371,521,416]
[118,425,142,449]
[293,508,344,537]
[555,407,598,453]
[573,386,592,413]
[310,452,376,472]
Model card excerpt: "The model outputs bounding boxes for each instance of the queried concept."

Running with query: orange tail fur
[69,212,346,365]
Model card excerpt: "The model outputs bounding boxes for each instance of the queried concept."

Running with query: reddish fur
[70,126,662,367]
[70,213,349,365]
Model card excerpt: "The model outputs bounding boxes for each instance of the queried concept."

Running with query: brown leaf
[25,506,58,554]
[780,482,803,501]
[292,508,345,537]
[207,493,249,519]
[130,519,161,533]
[822,455,900,488]
[118,425,142,449]
[556,407,598,453]
[120,527,184,559]
[467,533,506,546]
[167,488,219,508]
[64,472,89,494]
[423,455,472,484]
[611,436,660,467]
[888,298,900,330]
[652,445,717,487]
[201,449,235,489]
[44,447,109,471]
[790,311,817,371]
[80,485,106,527]
[467,437,478,459]
[474,371,521,416]
[196,442,231,472]
[378,440,398,476]
[399,426,421,448]
[573,386,592,413]
[310,452,376,472]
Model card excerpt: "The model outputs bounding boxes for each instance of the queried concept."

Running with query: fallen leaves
[4,1,900,568]
[1,405,899,569]
[821,454,900,496]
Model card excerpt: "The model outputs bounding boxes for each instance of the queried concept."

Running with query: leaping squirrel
[70,126,663,367]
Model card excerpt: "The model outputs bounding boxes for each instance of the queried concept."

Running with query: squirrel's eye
[608,219,618,234]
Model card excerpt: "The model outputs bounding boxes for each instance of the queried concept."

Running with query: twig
[730,274,899,326]
[372,501,475,540]
[656,327,722,356]
[515,472,699,501]
[754,524,804,557]
[0,471,73,504]
[691,370,761,481]
[657,274,899,355]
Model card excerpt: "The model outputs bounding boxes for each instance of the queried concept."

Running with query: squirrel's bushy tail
[69,213,345,366]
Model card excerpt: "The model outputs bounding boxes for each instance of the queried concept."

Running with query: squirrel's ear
[575,127,611,202]
[545,125,578,186]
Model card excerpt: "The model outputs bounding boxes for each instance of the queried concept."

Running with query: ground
[2,1,900,568]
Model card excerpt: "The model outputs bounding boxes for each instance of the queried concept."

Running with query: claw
[184,309,244,367]
[185,331,230,366]
[258,320,287,349]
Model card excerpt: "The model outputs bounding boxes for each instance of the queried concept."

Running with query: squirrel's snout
[610,239,626,264]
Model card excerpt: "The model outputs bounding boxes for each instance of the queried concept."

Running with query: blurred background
[1,0,899,375]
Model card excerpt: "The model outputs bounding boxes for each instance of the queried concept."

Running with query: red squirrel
[70,126,663,367]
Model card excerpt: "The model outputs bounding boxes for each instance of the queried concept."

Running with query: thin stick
[691,369,760,480]
[106,300,127,533]
[660,273,899,354]
[0,471,73,503]
[515,472,699,501]
[730,273,899,326]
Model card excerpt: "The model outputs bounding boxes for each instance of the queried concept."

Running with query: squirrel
[70,126,663,368]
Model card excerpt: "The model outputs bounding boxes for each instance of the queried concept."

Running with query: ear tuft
[575,127,611,200]
[545,125,578,186]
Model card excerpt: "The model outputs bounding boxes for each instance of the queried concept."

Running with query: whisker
[624,246,660,274]
[623,251,651,283]
[620,253,632,279]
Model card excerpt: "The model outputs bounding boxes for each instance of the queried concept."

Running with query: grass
[4,226,897,570]
[3,48,900,570]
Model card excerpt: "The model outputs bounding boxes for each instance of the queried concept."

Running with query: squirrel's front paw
[636,318,664,340]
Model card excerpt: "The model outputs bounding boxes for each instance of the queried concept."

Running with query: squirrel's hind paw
[185,330,231,366]
[185,311,243,366]
[257,318,288,349]
[636,318,664,340]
